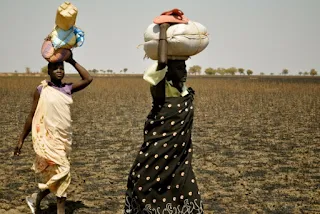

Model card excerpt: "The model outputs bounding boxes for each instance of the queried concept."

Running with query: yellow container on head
[55,1,78,30]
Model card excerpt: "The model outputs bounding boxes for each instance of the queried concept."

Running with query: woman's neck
[50,79,62,87]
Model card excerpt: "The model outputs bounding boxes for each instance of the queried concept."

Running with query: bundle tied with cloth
[41,1,85,63]
[142,8,209,86]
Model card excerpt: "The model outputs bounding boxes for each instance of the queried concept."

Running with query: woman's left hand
[65,50,74,64]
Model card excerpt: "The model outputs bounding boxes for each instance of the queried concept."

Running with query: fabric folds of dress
[31,80,73,197]
[124,92,204,214]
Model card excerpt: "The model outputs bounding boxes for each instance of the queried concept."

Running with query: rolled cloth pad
[153,8,189,24]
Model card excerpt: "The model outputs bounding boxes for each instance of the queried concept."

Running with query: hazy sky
[1,0,319,75]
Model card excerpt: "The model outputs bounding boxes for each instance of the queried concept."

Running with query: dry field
[0,75,319,214]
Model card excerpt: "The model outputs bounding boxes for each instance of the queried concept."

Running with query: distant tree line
[38,67,129,75]
[189,66,254,76]
[88,68,128,75]
[188,65,318,76]
[281,68,317,76]
[22,66,318,77]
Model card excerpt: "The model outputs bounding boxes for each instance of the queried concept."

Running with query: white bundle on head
[143,21,209,60]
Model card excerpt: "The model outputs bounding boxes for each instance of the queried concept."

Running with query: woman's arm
[150,23,170,108]
[66,52,93,93]
[14,89,40,156]
[157,23,170,70]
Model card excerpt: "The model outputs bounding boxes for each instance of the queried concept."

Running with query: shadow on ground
[38,200,87,214]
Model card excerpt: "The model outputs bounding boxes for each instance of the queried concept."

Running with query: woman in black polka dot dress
[124,23,204,214]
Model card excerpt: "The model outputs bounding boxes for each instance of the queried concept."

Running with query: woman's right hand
[14,140,23,156]
[159,23,170,31]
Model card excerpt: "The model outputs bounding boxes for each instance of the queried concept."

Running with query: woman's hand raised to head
[64,50,93,93]
[65,50,76,66]
[159,23,170,31]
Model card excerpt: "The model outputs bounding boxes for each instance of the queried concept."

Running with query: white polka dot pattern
[124,94,203,213]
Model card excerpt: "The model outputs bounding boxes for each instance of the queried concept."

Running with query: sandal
[26,193,38,214]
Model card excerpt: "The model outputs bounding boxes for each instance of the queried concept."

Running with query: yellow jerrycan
[55,1,78,30]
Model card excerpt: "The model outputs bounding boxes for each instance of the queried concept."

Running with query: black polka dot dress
[124,93,204,214]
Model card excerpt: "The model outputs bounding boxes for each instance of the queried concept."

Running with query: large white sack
[143,21,209,60]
